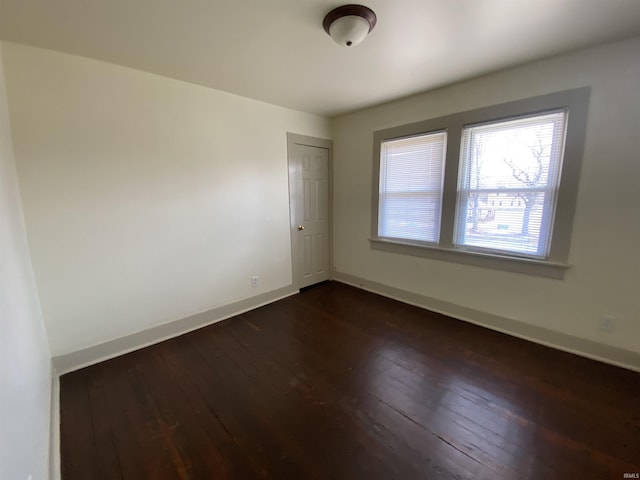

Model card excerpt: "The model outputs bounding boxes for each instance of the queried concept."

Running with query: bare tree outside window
[502,125,554,237]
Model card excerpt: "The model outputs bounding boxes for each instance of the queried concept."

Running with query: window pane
[455,112,566,258]
[379,132,446,243]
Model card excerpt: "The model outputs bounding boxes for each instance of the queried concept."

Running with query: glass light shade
[328,15,371,47]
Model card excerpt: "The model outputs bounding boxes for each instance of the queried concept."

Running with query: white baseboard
[332,271,640,372]
[52,286,298,374]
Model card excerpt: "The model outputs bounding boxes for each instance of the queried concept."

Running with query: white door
[287,134,331,289]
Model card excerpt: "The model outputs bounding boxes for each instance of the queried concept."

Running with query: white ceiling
[1,0,640,117]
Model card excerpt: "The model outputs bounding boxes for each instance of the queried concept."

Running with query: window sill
[369,237,570,279]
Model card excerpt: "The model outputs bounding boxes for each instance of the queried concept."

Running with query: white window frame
[370,88,590,279]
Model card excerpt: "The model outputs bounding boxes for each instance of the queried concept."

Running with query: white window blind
[378,131,446,243]
[454,111,567,258]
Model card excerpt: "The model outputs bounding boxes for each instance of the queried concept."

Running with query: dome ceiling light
[323,4,377,47]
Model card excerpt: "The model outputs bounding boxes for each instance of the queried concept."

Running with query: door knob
[297,225,305,231]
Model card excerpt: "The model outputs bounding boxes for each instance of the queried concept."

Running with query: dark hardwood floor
[60,281,640,480]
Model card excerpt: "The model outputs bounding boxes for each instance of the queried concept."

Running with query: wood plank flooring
[60,281,640,480]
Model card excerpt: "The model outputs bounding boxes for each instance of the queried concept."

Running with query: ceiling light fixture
[323,4,377,47]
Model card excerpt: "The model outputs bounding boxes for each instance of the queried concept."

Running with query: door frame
[286,132,333,291]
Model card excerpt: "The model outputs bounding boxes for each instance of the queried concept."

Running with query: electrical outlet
[599,314,616,332]
[251,275,259,288]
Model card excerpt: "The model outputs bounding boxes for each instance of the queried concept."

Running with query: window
[455,112,566,258]
[371,88,590,278]
[378,132,446,243]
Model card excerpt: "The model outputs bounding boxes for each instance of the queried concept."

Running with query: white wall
[2,42,330,356]
[0,42,52,480]
[331,37,640,355]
